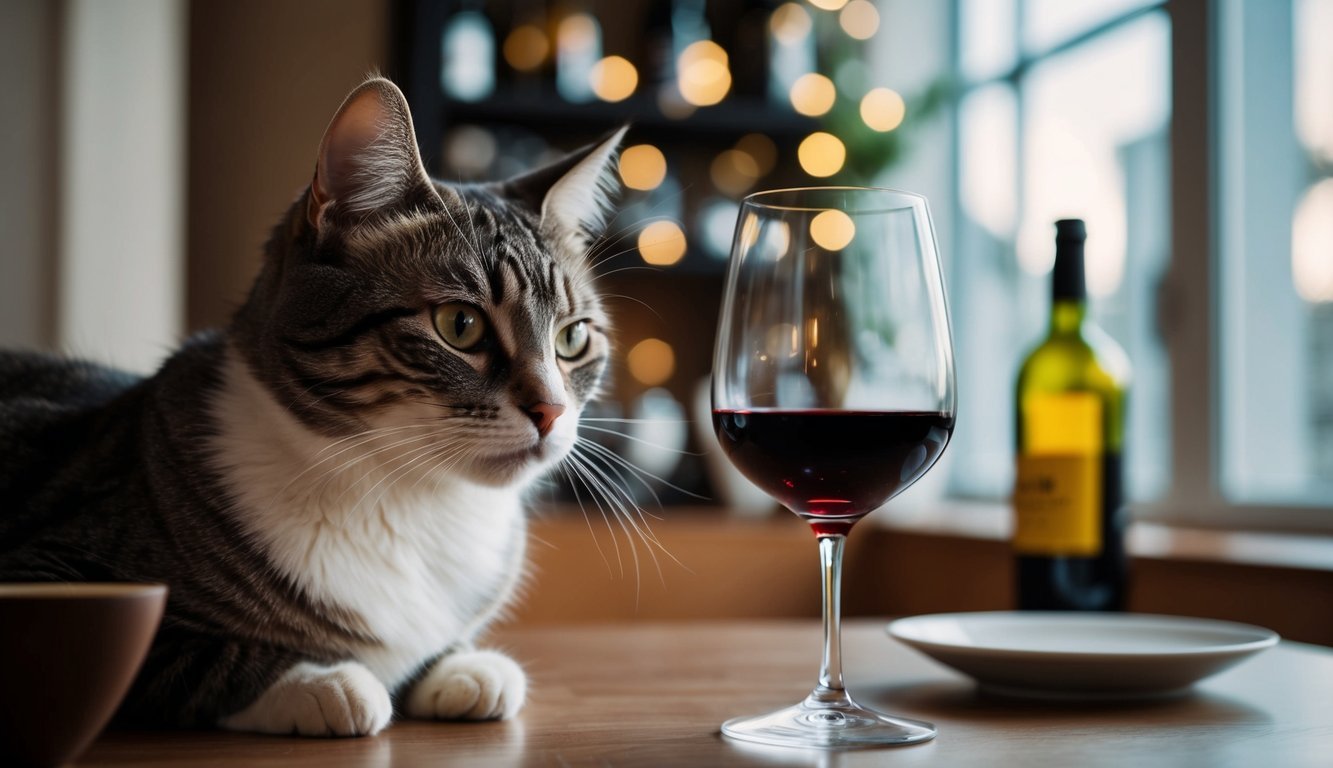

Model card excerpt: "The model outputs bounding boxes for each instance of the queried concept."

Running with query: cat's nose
[524,402,566,437]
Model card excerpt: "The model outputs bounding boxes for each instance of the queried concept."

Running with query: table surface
[78,619,1333,767]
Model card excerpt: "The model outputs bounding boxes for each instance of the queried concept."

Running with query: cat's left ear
[503,126,628,252]
[308,78,442,230]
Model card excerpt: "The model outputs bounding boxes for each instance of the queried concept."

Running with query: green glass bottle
[1013,219,1130,611]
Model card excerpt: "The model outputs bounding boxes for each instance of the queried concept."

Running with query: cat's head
[232,78,622,487]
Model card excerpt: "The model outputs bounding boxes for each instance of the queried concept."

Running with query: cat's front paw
[406,649,527,721]
[220,661,392,737]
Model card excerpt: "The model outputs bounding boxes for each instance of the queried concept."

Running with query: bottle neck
[1050,230,1086,336]
[1049,299,1086,336]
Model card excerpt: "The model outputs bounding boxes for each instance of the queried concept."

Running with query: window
[948,0,1333,530]
[950,0,1170,502]
[1218,0,1333,509]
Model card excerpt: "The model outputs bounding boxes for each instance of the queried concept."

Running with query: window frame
[948,0,1333,534]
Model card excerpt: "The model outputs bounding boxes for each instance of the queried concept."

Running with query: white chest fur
[209,351,526,688]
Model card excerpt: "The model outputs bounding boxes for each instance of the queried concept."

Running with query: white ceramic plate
[887,612,1279,700]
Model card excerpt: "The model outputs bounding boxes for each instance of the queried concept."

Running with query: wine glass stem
[809,533,851,708]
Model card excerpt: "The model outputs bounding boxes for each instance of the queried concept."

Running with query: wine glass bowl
[711,187,955,749]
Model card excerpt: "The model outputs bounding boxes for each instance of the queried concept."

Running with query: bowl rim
[0,583,168,599]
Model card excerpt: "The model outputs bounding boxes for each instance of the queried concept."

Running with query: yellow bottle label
[1013,393,1103,556]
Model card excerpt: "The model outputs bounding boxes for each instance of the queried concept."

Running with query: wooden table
[78,620,1333,767]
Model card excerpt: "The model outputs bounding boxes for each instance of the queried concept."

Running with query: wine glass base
[721,696,936,749]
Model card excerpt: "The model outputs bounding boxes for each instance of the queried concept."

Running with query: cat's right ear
[308,78,441,230]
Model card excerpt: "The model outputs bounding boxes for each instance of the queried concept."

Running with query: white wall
[59,0,186,373]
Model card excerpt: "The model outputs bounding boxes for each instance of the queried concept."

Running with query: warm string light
[798,132,846,177]
[627,338,676,386]
[771,3,813,44]
[637,220,687,266]
[809,209,856,250]
[678,40,732,107]
[503,24,548,71]
[839,0,879,40]
[590,56,637,102]
[619,144,667,191]
[860,87,906,132]
[789,73,837,117]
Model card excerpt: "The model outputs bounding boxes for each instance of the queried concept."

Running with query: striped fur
[0,78,619,735]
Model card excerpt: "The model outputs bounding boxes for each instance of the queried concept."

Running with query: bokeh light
[710,149,761,196]
[736,133,778,176]
[504,25,549,72]
[808,0,849,11]
[590,56,638,102]
[1293,178,1333,303]
[678,40,732,107]
[860,88,906,132]
[619,144,668,191]
[627,338,676,386]
[839,0,880,40]
[809,209,856,250]
[789,73,837,117]
[637,220,687,266]
[770,3,813,45]
[798,132,846,177]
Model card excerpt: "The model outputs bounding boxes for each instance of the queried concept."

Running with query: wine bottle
[1013,219,1130,611]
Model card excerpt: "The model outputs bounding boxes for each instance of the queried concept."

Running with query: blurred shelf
[439,91,819,140]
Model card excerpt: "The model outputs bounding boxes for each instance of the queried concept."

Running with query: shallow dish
[887,611,1278,700]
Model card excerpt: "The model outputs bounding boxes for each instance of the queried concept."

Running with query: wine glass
[711,187,956,748]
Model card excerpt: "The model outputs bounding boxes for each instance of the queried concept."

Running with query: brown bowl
[0,583,166,767]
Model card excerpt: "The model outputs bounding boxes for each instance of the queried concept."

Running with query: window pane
[1020,12,1172,501]
[1023,0,1160,53]
[951,84,1020,497]
[960,0,1017,81]
[1220,0,1333,505]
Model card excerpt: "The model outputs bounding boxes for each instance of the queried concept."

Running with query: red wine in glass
[712,186,954,748]
[712,409,954,536]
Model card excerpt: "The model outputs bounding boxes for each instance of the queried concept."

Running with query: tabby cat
[0,78,623,736]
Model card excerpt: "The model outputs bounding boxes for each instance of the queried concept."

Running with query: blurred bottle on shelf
[441,0,496,102]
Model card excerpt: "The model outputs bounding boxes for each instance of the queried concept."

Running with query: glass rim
[740,185,928,214]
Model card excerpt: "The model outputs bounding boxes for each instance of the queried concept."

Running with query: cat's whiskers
[261,423,436,513]
[576,424,704,456]
[561,452,628,580]
[308,430,452,507]
[353,440,462,518]
[581,179,691,265]
[439,192,485,262]
[576,436,709,503]
[342,433,469,514]
[556,464,612,573]
[561,439,692,595]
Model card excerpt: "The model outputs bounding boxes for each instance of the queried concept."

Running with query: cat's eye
[555,320,590,359]
[433,303,487,351]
